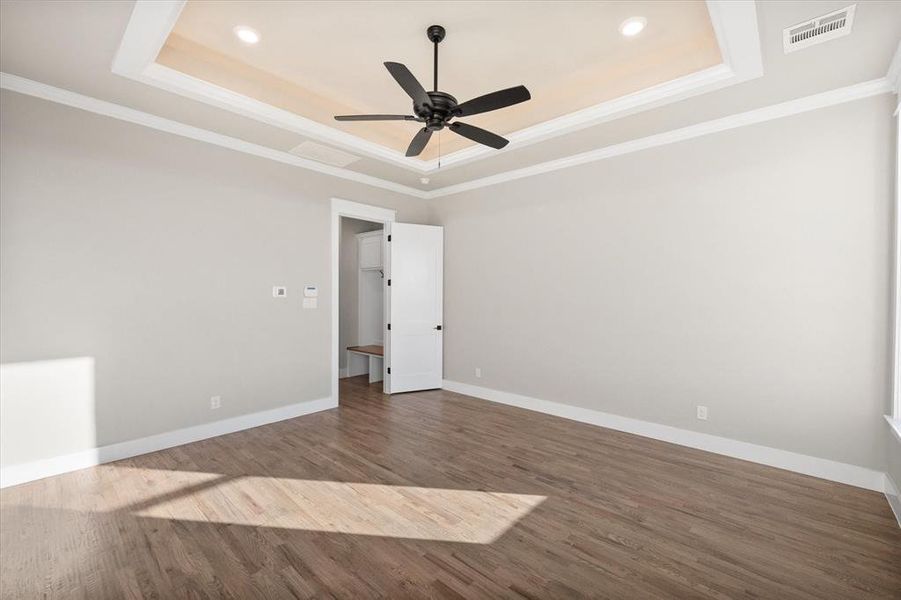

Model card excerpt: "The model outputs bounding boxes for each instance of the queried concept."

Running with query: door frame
[330,198,396,404]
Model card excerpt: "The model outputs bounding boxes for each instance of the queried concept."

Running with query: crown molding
[418,0,764,173]
[0,72,429,199]
[418,64,734,173]
[423,77,893,199]
[2,72,891,202]
[111,0,763,174]
[110,0,184,75]
[110,0,425,173]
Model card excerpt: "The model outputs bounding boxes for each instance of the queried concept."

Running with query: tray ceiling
[112,1,763,174]
[157,1,722,162]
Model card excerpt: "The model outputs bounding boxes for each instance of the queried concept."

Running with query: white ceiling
[0,1,899,196]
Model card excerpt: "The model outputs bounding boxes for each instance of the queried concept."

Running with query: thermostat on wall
[303,286,318,298]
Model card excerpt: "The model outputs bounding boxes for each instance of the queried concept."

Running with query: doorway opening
[330,199,395,406]
[330,198,444,406]
[339,216,386,399]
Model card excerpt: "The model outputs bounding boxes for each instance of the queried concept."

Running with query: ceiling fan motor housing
[418,91,458,130]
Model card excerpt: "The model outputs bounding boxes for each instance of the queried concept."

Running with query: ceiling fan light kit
[334,25,531,157]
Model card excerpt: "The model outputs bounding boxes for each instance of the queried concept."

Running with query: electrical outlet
[210,396,221,410]
[696,405,708,420]
[475,367,482,378]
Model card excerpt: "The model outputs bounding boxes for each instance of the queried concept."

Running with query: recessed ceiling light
[233,26,260,45]
[420,177,430,185]
[619,17,646,37]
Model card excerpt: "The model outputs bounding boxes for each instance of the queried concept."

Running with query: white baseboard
[442,380,886,492]
[0,396,336,489]
[886,473,901,528]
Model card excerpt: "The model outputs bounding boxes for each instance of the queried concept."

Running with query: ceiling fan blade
[384,62,432,108]
[334,115,416,121]
[449,122,509,149]
[455,85,531,117]
[405,127,433,157]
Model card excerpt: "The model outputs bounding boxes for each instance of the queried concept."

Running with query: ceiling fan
[334,25,531,157]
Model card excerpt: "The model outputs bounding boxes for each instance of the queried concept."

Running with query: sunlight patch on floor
[131,472,546,543]
[5,466,546,544]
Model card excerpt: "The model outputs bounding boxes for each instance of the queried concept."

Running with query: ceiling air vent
[783,5,856,54]
[289,141,361,167]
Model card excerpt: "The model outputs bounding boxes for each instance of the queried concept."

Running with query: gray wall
[431,94,895,471]
[1,86,897,477]
[889,435,901,489]
[338,217,382,369]
[0,90,429,467]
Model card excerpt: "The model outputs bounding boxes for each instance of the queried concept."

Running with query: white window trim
[890,96,901,441]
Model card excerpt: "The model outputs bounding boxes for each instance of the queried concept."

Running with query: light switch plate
[302,297,318,309]
[303,286,318,298]
[273,286,287,298]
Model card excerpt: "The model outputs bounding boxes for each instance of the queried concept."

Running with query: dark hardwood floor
[1,376,899,599]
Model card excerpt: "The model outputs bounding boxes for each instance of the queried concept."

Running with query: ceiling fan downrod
[428,25,445,92]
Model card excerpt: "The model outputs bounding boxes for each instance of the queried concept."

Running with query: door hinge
[387,234,392,242]
[435,325,442,331]
[387,323,391,330]
[387,367,391,374]
[387,279,391,286]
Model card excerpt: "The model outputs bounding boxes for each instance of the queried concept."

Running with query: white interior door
[384,223,443,394]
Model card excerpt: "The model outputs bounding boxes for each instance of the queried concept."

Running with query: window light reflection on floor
[7,466,546,544]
